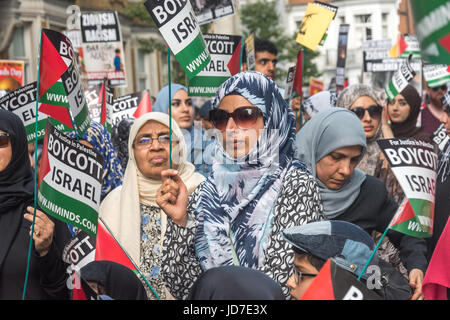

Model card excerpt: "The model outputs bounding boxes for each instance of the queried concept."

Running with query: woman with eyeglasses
[156,71,323,300]
[0,110,71,299]
[99,112,205,300]
[295,107,428,300]
[153,84,213,178]
[336,84,388,177]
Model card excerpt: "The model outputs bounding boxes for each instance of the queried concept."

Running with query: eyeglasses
[0,133,11,148]
[431,85,447,92]
[209,106,263,131]
[133,134,176,149]
[292,267,317,285]
[350,105,383,120]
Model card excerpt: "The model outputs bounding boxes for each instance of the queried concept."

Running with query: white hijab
[99,112,205,263]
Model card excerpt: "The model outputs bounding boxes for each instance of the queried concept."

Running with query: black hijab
[187,266,285,300]
[391,85,423,138]
[80,260,148,300]
[0,110,34,269]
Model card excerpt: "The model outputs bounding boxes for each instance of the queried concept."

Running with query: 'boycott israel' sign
[38,122,104,237]
[111,90,152,126]
[0,82,47,142]
[385,55,416,101]
[377,138,437,237]
[0,82,73,142]
[145,0,211,79]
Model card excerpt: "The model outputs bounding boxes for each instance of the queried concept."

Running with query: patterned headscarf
[67,121,124,201]
[194,71,308,270]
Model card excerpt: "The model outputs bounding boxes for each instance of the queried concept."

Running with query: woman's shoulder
[99,186,122,216]
[282,165,316,186]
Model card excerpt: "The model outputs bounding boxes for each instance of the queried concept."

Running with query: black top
[0,199,72,300]
[332,175,428,273]
[0,110,71,299]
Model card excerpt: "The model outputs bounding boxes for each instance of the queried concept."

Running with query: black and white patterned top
[161,169,324,299]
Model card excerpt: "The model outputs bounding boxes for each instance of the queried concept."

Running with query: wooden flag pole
[168,48,172,169]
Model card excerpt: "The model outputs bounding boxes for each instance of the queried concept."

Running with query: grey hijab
[294,108,367,218]
[336,84,383,176]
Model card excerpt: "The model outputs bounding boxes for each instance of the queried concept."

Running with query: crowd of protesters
[0,37,449,301]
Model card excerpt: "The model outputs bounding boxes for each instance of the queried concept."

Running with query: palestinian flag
[227,37,242,77]
[94,218,136,271]
[98,79,115,132]
[389,34,409,58]
[132,90,152,119]
[301,260,381,300]
[389,197,434,238]
[293,50,303,97]
[37,29,91,136]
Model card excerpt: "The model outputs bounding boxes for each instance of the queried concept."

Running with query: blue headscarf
[67,121,124,201]
[194,71,308,270]
[153,83,212,177]
[152,84,188,114]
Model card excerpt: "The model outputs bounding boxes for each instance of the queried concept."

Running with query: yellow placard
[296,2,335,51]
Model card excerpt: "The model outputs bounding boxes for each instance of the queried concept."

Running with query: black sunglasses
[350,105,383,120]
[431,85,447,92]
[209,106,263,131]
[0,133,11,148]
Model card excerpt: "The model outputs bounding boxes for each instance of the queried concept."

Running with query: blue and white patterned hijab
[67,121,124,201]
[194,71,308,270]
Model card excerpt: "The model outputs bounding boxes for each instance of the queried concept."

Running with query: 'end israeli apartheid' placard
[38,121,104,237]
[377,138,437,237]
[145,0,211,79]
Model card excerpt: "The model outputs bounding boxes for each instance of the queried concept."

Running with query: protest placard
[336,24,349,92]
[384,55,416,101]
[38,29,91,136]
[0,82,70,142]
[245,33,255,71]
[423,64,450,88]
[111,90,152,127]
[38,121,104,237]
[189,0,235,25]
[377,138,437,237]
[80,11,127,87]
[410,1,450,65]
[144,0,211,79]
[284,66,296,101]
[0,60,24,97]
[296,2,335,51]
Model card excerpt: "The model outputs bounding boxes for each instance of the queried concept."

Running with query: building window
[12,26,26,57]
[137,49,147,91]
[382,13,389,39]
[354,14,372,43]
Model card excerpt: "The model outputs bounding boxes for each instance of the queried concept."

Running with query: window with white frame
[137,49,147,91]
[382,13,389,39]
[354,14,372,45]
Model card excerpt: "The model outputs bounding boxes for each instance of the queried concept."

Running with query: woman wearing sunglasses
[337,84,388,177]
[0,110,71,299]
[156,71,323,299]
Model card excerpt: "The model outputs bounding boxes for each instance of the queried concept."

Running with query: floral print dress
[139,204,166,300]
